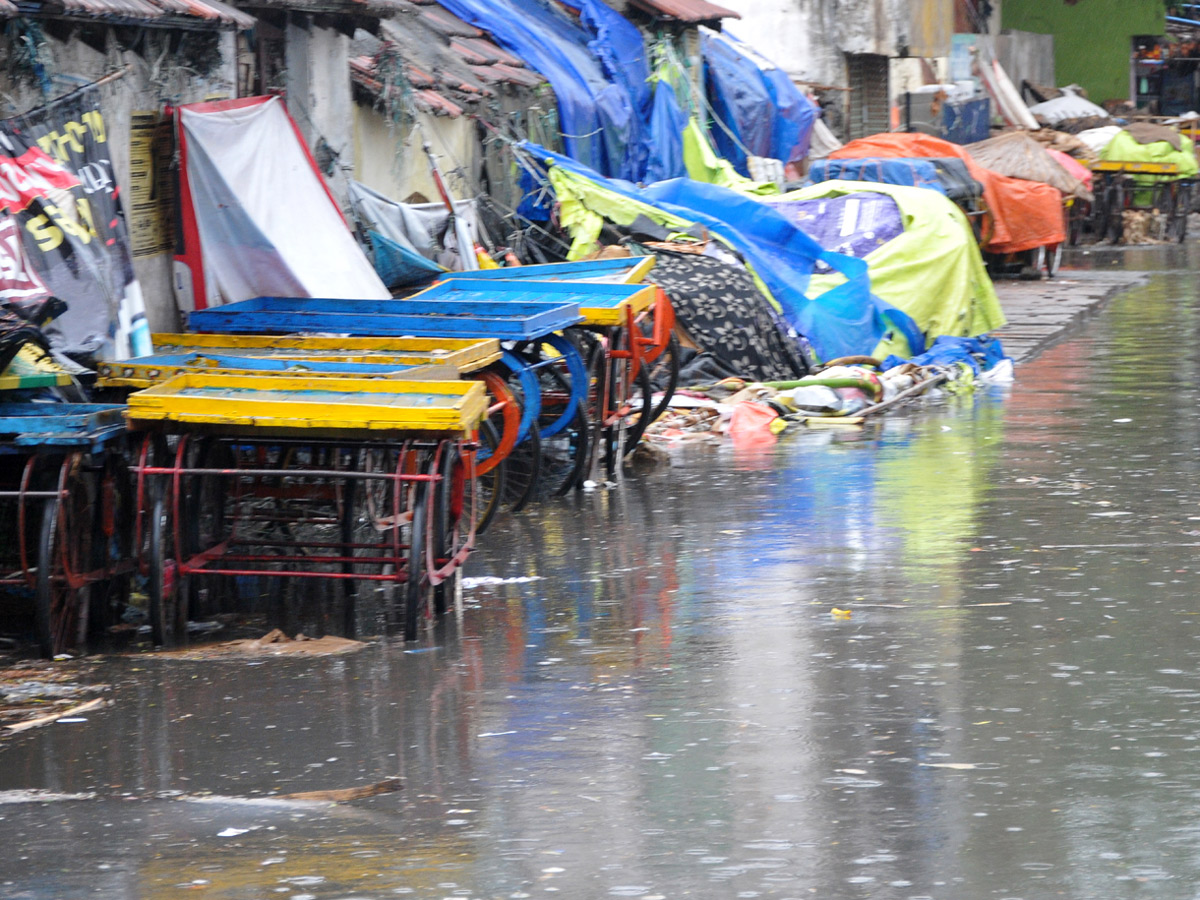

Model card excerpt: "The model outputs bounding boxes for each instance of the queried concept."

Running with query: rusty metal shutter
[846,53,891,140]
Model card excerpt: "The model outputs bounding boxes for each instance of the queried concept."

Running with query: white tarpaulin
[175,96,388,311]
[349,181,478,271]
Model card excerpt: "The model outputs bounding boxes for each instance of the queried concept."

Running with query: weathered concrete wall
[718,0,952,140]
[285,20,354,207]
[719,0,848,86]
[995,29,1055,95]
[902,0,954,58]
[352,106,478,205]
[0,27,237,335]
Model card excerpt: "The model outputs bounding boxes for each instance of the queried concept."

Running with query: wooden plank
[97,355,460,390]
[149,334,501,373]
[412,279,658,326]
[126,373,488,434]
[188,297,583,339]
[439,256,655,284]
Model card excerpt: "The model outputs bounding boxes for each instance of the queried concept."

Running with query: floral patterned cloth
[643,249,809,381]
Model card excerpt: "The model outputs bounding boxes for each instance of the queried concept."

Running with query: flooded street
[6,254,1200,898]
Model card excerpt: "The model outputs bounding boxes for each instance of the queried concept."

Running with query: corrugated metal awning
[5,0,255,25]
[628,0,740,22]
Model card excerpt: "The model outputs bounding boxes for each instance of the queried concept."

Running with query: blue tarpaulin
[702,29,818,176]
[646,82,688,182]
[438,0,644,181]
[522,142,925,362]
[882,335,1010,374]
[808,158,953,195]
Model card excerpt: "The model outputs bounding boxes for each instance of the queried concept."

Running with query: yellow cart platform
[142,334,502,370]
[126,372,487,437]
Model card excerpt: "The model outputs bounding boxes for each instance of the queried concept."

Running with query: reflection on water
[5,271,1200,898]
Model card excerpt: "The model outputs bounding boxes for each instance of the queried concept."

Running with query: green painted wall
[1002,0,1165,104]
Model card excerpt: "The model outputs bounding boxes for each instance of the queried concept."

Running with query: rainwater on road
[4,251,1200,899]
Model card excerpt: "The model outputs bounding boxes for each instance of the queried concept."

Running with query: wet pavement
[5,250,1200,898]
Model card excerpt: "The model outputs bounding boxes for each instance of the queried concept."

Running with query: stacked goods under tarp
[1028,88,1108,127]
[1029,129,1097,163]
[966,132,1093,201]
[1047,150,1093,193]
[174,96,390,313]
[829,133,1066,255]
[520,141,927,364]
[768,182,1005,345]
[807,158,983,204]
[1100,125,1199,208]
[349,182,481,290]
[1075,126,1123,156]
[639,248,809,382]
[1101,125,1200,175]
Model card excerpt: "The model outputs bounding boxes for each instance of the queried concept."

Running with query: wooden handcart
[126,374,487,644]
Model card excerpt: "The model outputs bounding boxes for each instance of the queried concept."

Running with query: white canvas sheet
[180,97,389,304]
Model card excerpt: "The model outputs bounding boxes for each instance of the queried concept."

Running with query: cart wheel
[1068,201,1087,247]
[431,444,468,617]
[183,439,234,617]
[1033,243,1063,279]
[147,475,185,648]
[95,448,135,632]
[474,420,506,534]
[504,425,541,511]
[495,368,540,512]
[584,342,654,479]
[1168,183,1191,243]
[1105,180,1125,243]
[645,332,680,424]
[35,488,90,659]
[404,479,430,642]
[526,356,590,498]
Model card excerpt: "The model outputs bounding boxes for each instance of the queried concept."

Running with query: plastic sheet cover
[766,192,905,261]
[808,158,954,196]
[781,181,1005,344]
[701,28,817,176]
[830,132,1065,255]
[438,0,645,181]
[808,157,984,204]
[176,96,388,309]
[646,82,689,183]
[349,181,478,273]
[522,142,925,362]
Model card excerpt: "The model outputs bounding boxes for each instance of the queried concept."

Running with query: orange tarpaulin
[829,133,1066,254]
